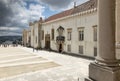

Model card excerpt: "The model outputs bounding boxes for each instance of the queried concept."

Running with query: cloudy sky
[0,0,88,36]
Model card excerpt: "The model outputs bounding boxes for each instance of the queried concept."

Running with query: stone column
[96,0,118,66]
[116,0,120,46]
[85,0,120,81]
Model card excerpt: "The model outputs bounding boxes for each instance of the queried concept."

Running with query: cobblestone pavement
[0,46,93,81]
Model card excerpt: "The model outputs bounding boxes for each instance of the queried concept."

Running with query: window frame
[93,25,97,41]
[67,44,71,52]
[79,45,83,54]
[94,47,97,56]
[42,30,44,40]
[36,36,37,44]
[67,28,72,41]
[78,27,84,41]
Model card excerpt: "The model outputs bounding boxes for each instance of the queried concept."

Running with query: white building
[39,0,97,57]
[22,29,27,46]
[26,29,31,47]
[25,0,120,58]
[30,19,42,49]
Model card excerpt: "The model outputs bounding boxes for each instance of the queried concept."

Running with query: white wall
[34,22,39,48]
[41,10,97,57]
[30,25,34,47]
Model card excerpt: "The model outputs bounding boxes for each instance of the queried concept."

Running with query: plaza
[0,46,93,81]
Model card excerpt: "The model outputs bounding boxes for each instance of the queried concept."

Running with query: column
[116,0,120,47]
[96,0,118,66]
[85,0,120,81]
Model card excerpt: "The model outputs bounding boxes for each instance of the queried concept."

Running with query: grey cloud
[0,0,43,27]
[0,31,21,36]
[0,26,26,36]
[39,0,73,10]
[0,0,26,27]
[0,0,14,27]
[0,0,30,36]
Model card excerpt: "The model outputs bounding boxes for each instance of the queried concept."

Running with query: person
[33,48,34,52]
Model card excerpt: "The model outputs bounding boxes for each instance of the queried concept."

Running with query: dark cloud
[0,0,14,27]
[0,0,33,36]
[0,0,28,27]
[39,0,73,10]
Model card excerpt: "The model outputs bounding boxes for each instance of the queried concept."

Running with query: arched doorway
[45,34,50,49]
[59,43,62,53]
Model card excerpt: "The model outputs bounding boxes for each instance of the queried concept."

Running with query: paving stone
[0,46,93,81]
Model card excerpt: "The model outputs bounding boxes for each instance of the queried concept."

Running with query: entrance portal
[45,34,50,49]
[59,44,62,53]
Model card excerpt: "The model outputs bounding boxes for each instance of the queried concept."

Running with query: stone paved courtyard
[0,46,120,81]
[0,46,93,81]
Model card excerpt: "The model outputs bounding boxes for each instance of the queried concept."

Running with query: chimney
[74,2,76,8]
[29,22,33,26]
[39,17,43,23]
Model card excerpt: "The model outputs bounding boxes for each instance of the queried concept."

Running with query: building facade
[23,0,120,58]
[29,19,42,49]
[40,0,97,57]
[41,1,97,57]
[22,29,27,46]
[26,30,31,47]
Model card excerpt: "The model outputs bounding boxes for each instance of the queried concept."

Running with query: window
[67,45,71,52]
[94,47,97,56]
[42,30,44,40]
[36,36,37,43]
[79,45,83,54]
[67,28,72,41]
[51,29,54,40]
[78,28,84,41]
[93,25,97,41]
[67,32,72,40]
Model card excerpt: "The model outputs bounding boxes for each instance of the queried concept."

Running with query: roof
[45,0,97,22]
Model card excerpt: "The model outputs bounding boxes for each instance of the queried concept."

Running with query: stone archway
[56,36,65,53]
[59,43,62,52]
[57,43,64,53]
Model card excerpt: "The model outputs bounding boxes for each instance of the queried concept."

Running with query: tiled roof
[45,9,73,22]
[45,0,97,22]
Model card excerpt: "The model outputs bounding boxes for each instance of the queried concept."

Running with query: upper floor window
[51,29,54,40]
[93,25,97,41]
[78,27,84,41]
[67,28,72,41]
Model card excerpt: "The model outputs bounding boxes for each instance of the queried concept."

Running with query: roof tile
[45,0,97,22]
